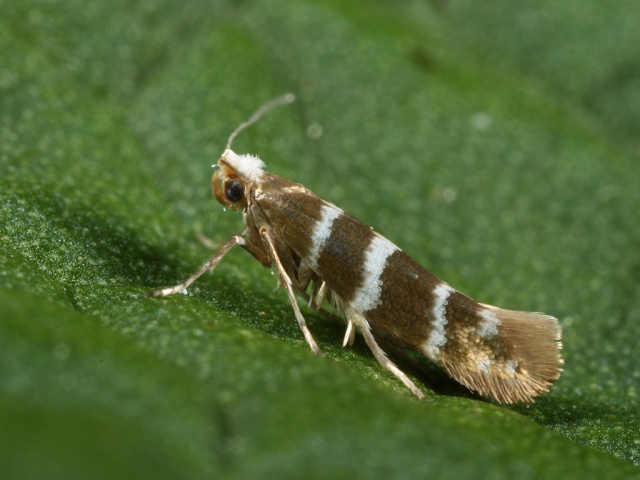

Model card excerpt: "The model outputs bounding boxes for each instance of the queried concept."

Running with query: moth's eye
[225,179,244,203]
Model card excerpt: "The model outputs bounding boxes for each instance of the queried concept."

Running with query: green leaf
[1,0,639,478]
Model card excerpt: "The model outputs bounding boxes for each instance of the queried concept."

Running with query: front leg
[145,234,246,297]
[198,230,271,268]
[259,226,324,357]
[240,236,272,267]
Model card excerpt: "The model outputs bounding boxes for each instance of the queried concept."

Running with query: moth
[147,94,563,403]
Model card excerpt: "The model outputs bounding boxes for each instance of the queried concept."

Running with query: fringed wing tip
[441,307,563,404]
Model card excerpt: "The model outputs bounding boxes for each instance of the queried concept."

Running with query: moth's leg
[342,320,356,347]
[240,236,272,267]
[259,226,324,357]
[359,320,425,400]
[314,281,330,311]
[310,283,353,347]
[196,231,270,267]
[330,295,423,397]
[145,235,245,297]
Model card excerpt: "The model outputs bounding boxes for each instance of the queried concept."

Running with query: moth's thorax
[253,175,310,199]
[247,174,311,230]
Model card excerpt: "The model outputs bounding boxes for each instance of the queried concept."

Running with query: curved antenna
[226,93,296,150]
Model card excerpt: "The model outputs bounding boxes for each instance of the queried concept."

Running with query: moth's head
[210,93,295,211]
[212,149,264,210]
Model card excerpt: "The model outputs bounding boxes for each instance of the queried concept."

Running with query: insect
[146,94,563,403]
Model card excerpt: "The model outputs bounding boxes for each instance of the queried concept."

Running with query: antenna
[225,93,296,150]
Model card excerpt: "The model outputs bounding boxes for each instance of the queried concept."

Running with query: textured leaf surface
[2,1,639,478]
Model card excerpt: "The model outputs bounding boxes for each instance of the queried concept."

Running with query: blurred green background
[1,1,639,479]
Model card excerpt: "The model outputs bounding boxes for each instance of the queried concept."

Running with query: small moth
[147,94,563,403]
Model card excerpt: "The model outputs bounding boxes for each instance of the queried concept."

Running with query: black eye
[225,180,244,203]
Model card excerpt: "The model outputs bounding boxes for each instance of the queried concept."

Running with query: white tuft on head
[223,149,265,182]
[218,94,295,183]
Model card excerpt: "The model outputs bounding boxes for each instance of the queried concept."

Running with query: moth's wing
[434,299,562,403]
[255,177,562,403]
[352,242,562,403]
